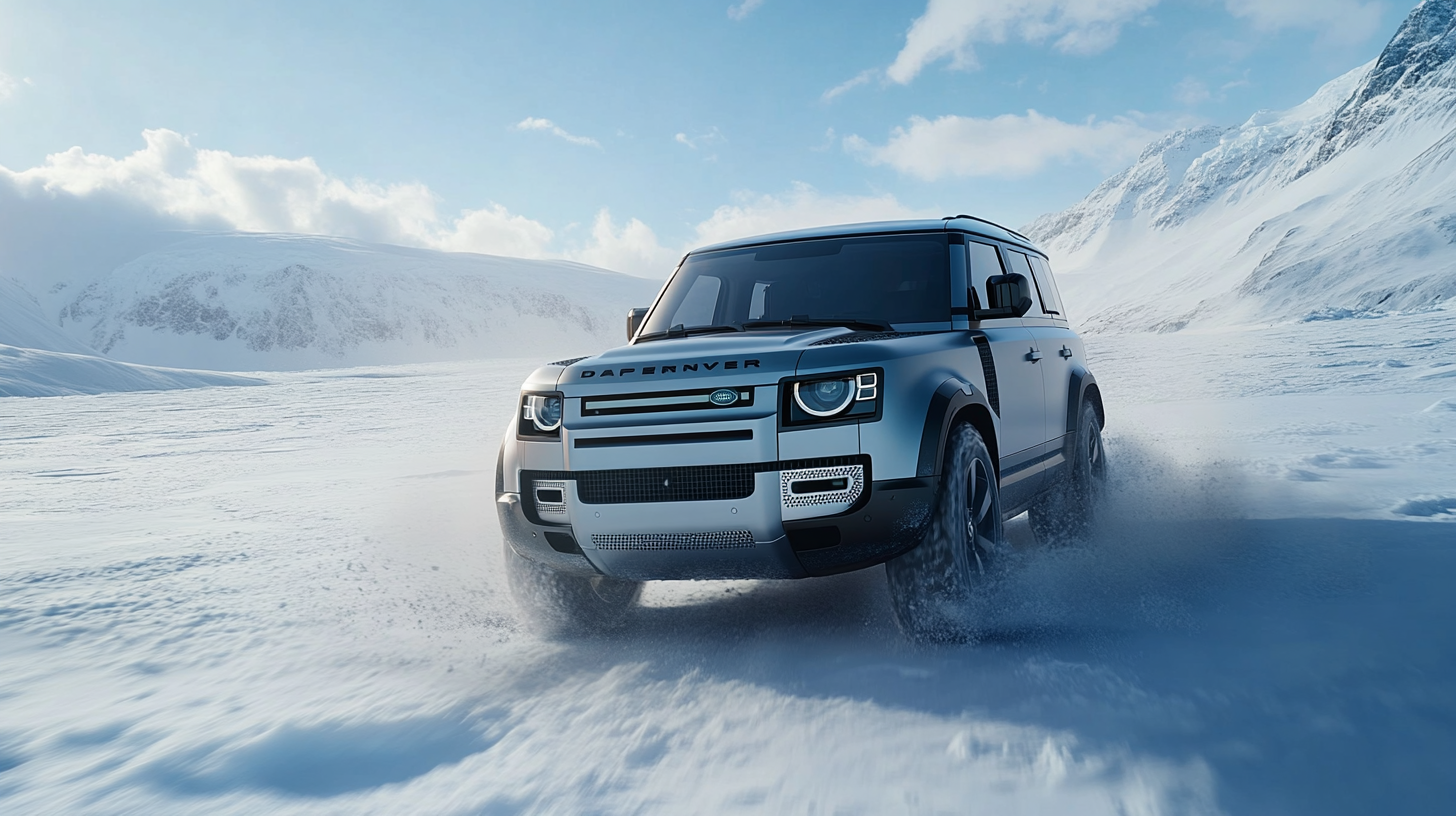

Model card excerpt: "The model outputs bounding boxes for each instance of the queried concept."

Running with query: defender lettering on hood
[578,359,761,378]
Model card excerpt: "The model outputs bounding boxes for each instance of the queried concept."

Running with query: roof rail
[942,214,1031,242]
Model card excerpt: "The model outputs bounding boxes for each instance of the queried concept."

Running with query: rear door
[1008,249,1081,464]
[967,240,1045,499]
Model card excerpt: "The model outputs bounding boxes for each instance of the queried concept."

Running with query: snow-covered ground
[2,306,1453,815]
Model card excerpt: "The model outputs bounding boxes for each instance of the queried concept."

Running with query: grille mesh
[522,455,865,506]
[532,480,567,516]
[780,465,864,509]
[576,464,757,504]
[593,531,755,550]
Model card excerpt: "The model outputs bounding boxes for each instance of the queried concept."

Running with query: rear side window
[1027,256,1067,319]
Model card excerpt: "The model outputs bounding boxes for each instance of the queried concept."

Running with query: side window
[966,241,1004,310]
[1004,249,1047,316]
[1028,256,1067,319]
[667,275,723,328]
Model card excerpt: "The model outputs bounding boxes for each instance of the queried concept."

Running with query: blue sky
[0,0,1412,276]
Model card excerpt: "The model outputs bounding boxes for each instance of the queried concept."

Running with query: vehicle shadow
[539,515,1456,816]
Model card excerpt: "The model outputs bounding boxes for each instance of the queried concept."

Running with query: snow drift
[1026,0,1456,332]
[0,343,261,398]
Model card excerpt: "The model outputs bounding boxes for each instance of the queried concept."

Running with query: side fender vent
[972,334,1000,415]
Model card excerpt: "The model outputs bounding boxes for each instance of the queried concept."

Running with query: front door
[967,240,1046,499]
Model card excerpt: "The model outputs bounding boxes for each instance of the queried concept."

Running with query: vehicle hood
[555,328,846,390]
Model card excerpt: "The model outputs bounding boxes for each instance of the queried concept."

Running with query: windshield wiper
[634,323,745,342]
[740,316,893,332]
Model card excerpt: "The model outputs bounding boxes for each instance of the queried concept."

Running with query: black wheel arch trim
[1065,366,1104,434]
[916,377,998,478]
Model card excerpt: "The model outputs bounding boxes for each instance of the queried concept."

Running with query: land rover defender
[495,216,1106,640]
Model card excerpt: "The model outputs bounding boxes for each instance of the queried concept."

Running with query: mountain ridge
[1026,0,1456,333]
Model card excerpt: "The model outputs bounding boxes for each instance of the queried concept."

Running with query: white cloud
[570,210,680,277]
[3,129,560,265]
[438,204,556,258]
[1174,77,1211,106]
[514,117,602,149]
[690,183,935,247]
[0,72,29,101]
[674,127,726,150]
[727,0,765,21]
[822,69,878,102]
[845,110,1162,180]
[1224,0,1385,45]
[887,0,1160,84]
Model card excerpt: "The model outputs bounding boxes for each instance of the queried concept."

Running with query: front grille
[522,455,865,506]
[593,531,755,550]
[581,386,755,417]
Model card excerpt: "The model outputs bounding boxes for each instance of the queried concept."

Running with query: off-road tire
[885,422,1004,642]
[504,545,641,637]
[1028,401,1106,544]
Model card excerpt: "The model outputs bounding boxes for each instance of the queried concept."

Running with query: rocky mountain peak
[1308,0,1456,169]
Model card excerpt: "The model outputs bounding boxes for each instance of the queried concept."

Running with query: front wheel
[885,422,1004,642]
[1029,400,1107,544]
[504,545,641,637]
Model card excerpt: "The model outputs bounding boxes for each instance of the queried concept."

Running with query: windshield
[640,233,952,338]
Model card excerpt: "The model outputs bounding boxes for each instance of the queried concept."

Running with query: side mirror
[976,273,1034,319]
[626,307,649,341]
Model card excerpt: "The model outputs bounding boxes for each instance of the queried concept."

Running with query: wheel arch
[1066,366,1104,433]
[916,377,999,479]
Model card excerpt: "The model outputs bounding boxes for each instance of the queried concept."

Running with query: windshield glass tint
[642,233,951,335]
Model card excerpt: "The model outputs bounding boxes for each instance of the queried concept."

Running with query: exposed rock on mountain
[51,233,659,370]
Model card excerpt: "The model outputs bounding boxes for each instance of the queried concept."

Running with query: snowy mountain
[1026,0,1456,332]
[42,233,659,371]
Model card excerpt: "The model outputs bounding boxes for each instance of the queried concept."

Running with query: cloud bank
[0,130,929,284]
[845,111,1161,180]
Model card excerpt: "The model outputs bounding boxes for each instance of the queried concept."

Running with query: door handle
[1025,348,1043,362]
[1059,346,1073,359]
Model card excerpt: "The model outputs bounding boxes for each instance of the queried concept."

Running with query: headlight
[794,378,855,416]
[783,370,881,427]
[520,392,564,436]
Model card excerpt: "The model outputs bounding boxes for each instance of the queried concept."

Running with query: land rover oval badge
[709,388,739,406]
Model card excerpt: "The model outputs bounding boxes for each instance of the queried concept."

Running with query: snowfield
[2,306,1453,815]
[3,4,1455,813]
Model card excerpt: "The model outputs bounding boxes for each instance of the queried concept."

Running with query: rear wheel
[1029,400,1106,544]
[885,422,1004,642]
[504,545,641,637]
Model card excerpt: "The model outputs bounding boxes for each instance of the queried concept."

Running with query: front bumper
[496,464,936,580]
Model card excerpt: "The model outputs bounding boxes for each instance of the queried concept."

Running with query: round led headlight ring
[529,395,563,432]
[793,378,855,417]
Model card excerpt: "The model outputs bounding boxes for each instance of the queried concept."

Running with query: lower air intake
[592,531,755,551]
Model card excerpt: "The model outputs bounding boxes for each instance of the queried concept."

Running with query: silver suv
[495,216,1106,640]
